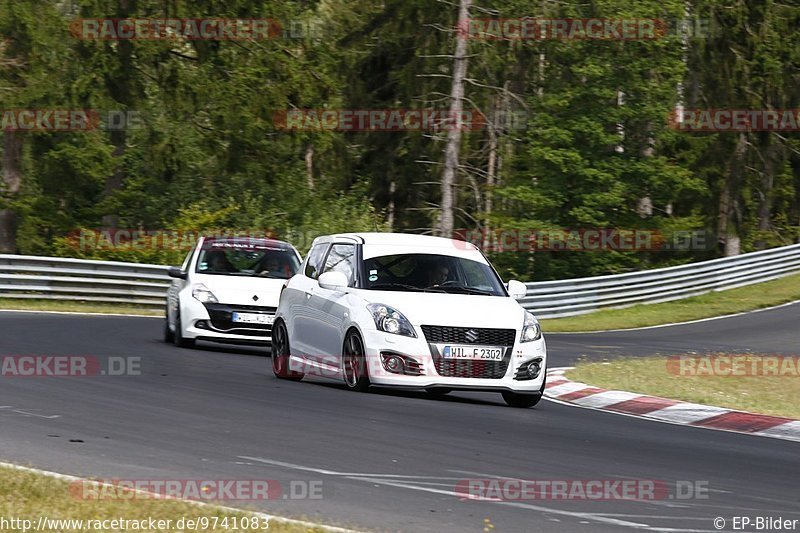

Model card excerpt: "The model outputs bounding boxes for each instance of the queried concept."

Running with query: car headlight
[521,311,541,342]
[192,284,218,304]
[367,303,417,338]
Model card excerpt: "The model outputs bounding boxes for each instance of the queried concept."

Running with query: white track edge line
[0,461,362,533]
[544,368,800,444]
[544,299,800,334]
[0,309,161,318]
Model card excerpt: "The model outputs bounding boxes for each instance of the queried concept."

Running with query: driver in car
[426,263,450,286]
[257,256,282,277]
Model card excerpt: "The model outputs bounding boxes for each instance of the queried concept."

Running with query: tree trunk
[717,132,747,256]
[437,0,471,237]
[483,103,498,251]
[305,144,315,190]
[101,129,125,229]
[0,131,23,253]
[754,138,783,250]
[101,1,134,230]
[387,180,396,231]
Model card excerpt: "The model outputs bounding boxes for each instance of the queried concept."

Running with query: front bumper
[361,328,546,392]
[182,300,276,346]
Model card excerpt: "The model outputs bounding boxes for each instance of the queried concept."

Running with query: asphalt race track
[1,304,799,532]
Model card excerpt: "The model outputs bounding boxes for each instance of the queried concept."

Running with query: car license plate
[232,312,274,325]
[442,345,504,360]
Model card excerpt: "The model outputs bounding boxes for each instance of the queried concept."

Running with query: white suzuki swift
[165,237,302,348]
[272,233,546,407]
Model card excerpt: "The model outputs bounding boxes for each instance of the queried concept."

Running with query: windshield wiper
[430,285,494,295]
[369,282,424,292]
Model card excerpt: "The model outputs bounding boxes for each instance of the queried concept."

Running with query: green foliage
[0,0,798,282]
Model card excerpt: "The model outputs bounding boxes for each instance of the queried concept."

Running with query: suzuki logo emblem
[465,329,479,342]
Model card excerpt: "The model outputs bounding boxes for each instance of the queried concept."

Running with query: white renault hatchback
[272,233,547,407]
[165,237,302,348]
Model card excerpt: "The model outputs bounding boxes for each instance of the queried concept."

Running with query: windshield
[363,253,507,296]
[196,242,300,279]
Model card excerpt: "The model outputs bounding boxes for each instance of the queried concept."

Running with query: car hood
[194,274,285,307]
[355,290,528,329]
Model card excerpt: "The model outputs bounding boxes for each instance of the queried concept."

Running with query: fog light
[382,354,405,374]
[195,320,208,330]
[527,361,541,379]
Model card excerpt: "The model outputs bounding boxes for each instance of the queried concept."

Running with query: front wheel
[502,391,542,408]
[163,312,174,343]
[173,308,195,349]
[342,330,370,392]
[271,320,303,381]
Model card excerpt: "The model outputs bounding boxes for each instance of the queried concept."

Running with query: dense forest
[0,0,798,280]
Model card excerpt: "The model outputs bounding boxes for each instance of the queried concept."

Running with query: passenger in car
[206,250,237,273]
[257,255,282,277]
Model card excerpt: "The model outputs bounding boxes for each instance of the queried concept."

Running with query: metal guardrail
[520,243,800,318]
[0,243,799,316]
[0,255,171,310]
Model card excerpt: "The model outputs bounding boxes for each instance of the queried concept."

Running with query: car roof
[310,232,484,260]
[314,232,477,248]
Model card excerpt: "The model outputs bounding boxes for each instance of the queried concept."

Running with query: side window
[304,244,329,279]
[322,244,356,286]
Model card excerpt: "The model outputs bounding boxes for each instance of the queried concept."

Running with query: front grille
[420,325,516,346]
[434,359,509,379]
[421,325,515,379]
[203,303,276,335]
[208,304,278,313]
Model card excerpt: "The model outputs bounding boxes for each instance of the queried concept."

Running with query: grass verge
[565,355,800,419]
[0,464,339,532]
[540,272,800,332]
[0,298,161,316]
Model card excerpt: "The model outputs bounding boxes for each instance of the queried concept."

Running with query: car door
[306,242,358,367]
[288,242,330,357]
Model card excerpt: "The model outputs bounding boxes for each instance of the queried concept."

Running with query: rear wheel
[342,330,370,392]
[173,307,195,349]
[271,320,303,380]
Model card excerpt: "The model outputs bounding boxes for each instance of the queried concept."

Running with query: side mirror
[318,271,349,291]
[168,266,188,280]
[507,279,527,300]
